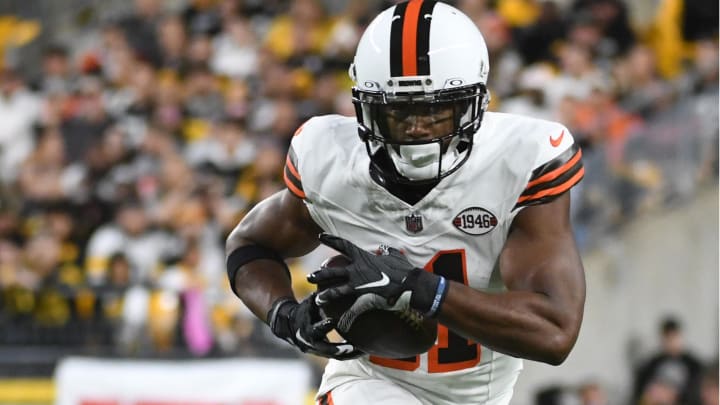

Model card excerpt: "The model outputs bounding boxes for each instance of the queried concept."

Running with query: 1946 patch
[452,207,498,235]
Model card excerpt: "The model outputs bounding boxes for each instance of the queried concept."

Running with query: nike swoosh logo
[356,273,390,289]
[392,15,401,22]
[549,130,565,147]
[335,344,355,355]
[424,14,432,20]
[295,330,312,347]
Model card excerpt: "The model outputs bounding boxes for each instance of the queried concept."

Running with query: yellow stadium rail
[0,378,54,404]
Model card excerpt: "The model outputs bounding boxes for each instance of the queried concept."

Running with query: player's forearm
[225,190,322,322]
[437,282,582,365]
[233,258,295,323]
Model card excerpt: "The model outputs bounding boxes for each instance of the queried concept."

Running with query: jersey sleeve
[282,118,317,200]
[284,142,306,199]
[514,129,584,209]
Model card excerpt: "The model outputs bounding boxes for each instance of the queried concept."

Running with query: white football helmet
[350,0,491,184]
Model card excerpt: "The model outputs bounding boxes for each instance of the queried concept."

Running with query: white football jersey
[284,112,584,404]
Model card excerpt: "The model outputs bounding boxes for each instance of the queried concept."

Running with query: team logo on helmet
[452,207,497,235]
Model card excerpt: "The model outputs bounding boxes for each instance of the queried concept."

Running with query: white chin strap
[388,138,461,181]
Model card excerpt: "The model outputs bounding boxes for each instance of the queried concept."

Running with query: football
[317,254,438,358]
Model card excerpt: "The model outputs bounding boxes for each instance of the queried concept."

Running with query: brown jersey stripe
[284,155,304,198]
[526,148,582,190]
[283,167,305,199]
[527,143,580,184]
[516,166,585,206]
[389,2,408,76]
[287,146,299,173]
[317,391,334,405]
[522,158,583,197]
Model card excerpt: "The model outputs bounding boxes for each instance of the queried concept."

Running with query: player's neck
[369,151,439,205]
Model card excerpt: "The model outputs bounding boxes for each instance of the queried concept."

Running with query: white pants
[317,381,515,405]
[316,356,520,405]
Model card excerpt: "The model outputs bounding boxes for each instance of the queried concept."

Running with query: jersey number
[369,250,481,372]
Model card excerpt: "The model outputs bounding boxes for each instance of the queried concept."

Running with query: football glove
[308,234,448,330]
[268,294,363,360]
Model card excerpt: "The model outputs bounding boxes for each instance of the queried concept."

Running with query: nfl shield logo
[405,213,423,233]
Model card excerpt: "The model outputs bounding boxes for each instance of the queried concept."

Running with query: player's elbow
[540,333,575,366]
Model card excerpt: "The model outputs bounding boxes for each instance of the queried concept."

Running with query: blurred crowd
[535,317,718,405]
[0,0,717,402]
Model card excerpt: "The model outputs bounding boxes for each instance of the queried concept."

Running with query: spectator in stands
[616,45,674,119]
[185,118,257,184]
[578,381,609,405]
[60,75,113,164]
[633,317,703,405]
[210,16,260,80]
[185,34,215,68]
[513,0,567,65]
[699,363,719,405]
[35,44,75,95]
[571,0,636,57]
[84,199,174,286]
[264,0,333,66]
[18,126,84,206]
[222,79,250,123]
[183,0,223,37]
[118,0,163,67]
[544,41,605,111]
[157,15,187,72]
[183,64,224,121]
[478,10,523,101]
[0,68,40,184]
[151,73,185,135]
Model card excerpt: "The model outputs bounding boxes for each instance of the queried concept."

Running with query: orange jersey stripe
[293,123,305,137]
[518,166,584,203]
[402,0,422,76]
[526,149,582,190]
[285,155,302,181]
[283,170,306,199]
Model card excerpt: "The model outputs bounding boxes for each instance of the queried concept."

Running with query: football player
[225,1,586,404]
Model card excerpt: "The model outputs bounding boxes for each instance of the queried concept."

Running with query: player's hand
[308,234,448,322]
[268,294,363,360]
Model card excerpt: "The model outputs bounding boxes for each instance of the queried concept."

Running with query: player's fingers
[310,317,335,336]
[307,266,347,284]
[315,284,353,305]
[319,233,362,257]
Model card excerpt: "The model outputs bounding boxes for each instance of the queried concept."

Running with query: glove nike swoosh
[295,330,312,347]
[315,294,329,306]
[335,344,356,355]
[356,272,390,289]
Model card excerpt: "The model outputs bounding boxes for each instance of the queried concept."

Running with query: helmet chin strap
[387,137,462,181]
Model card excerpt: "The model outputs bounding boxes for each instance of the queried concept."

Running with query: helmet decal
[389,0,437,77]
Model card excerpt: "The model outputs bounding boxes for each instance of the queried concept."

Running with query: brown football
[317,254,438,358]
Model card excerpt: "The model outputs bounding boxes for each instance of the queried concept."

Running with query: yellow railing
[0,378,54,404]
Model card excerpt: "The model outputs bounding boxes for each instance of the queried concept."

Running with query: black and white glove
[268,294,363,360]
[308,234,448,331]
